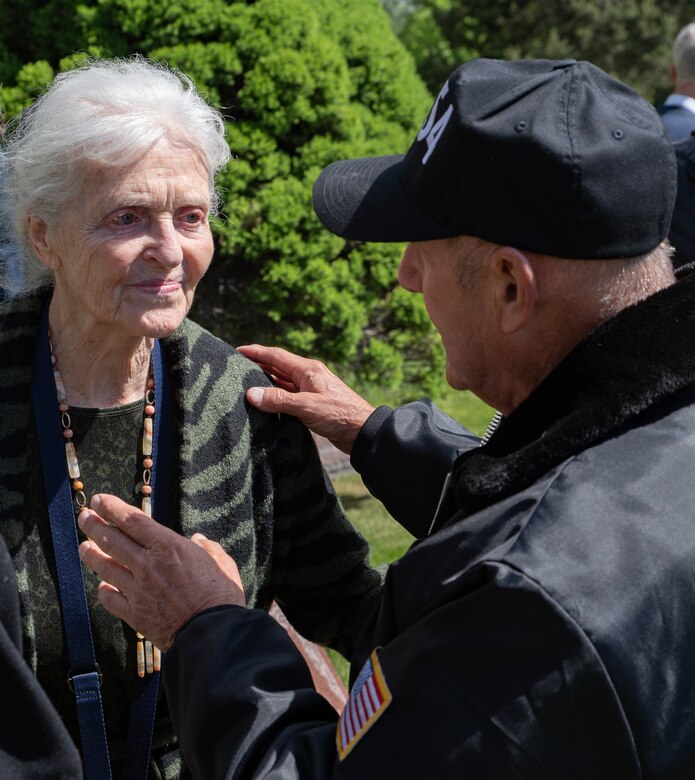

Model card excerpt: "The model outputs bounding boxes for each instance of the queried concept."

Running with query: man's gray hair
[450,235,675,317]
[673,23,695,83]
[0,56,231,297]
[550,241,676,317]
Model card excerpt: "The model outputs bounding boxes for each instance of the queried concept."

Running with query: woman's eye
[114,213,137,226]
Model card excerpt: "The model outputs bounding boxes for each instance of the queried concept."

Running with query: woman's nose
[143,220,184,267]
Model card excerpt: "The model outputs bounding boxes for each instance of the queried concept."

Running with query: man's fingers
[78,503,172,579]
[237,344,328,388]
[86,494,177,550]
[191,533,222,556]
[191,534,246,604]
[78,507,148,573]
[80,533,162,638]
[246,386,317,415]
[251,361,296,387]
[95,581,133,626]
[96,583,162,646]
[80,538,134,592]
[237,344,304,372]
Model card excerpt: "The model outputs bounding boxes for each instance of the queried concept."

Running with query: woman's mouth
[134,279,182,295]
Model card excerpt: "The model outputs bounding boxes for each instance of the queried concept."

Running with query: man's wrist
[350,405,393,472]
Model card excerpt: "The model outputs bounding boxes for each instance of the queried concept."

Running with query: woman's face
[35,137,214,340]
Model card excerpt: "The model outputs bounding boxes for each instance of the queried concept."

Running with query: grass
[325,389,495,684]
[332,471,415,567]
[430,387,496,438]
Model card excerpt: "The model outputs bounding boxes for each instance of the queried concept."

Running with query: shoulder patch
[336,649,392,760]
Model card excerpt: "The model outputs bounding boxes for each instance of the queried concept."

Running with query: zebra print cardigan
[0,291,382,666]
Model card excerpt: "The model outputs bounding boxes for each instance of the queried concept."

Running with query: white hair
[0,56,231,297]
[673,23,695,83]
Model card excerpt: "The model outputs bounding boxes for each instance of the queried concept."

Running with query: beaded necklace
[49,330,161,677]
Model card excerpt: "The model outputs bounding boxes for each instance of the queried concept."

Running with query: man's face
[398,238,490,392]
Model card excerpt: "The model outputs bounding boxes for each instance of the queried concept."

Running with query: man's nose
[397,244,422,292]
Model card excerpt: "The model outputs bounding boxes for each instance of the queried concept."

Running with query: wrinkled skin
[78,494,244,652]
[237,344,375,455]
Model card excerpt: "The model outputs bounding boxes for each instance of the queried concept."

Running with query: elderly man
[658,22,695,140]
[79,59,695,778]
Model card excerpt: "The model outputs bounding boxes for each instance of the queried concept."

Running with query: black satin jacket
[0,535,82,778]
[163,277,695,779]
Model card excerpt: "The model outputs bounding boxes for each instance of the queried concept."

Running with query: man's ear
[489,246,539,334]
[669,63,677,84]
[26,214,62,271]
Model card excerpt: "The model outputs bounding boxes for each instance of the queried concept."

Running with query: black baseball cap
[312,58,676,259]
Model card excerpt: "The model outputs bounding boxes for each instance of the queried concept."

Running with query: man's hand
[78,494,245,652]
[237,344,375,455]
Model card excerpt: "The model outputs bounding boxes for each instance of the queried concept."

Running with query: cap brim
[312,155,458,242]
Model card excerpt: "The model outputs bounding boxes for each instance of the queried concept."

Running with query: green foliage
[388,0,694,103]
[0,60,54,116]
[0,0,446,403]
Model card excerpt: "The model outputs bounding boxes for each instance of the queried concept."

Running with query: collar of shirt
[665,93,695,115]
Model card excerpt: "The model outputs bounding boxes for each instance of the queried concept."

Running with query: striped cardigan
[0,291,382,773]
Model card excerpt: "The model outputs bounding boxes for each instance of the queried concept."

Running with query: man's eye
[183,212,202,224]
[115,213,136,226]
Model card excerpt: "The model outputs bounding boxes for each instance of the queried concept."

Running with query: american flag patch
[336,649,392,760]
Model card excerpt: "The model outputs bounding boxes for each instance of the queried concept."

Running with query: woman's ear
[26,215,62,271]
[489,246,539,334]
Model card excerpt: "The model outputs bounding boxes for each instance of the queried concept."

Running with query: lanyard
[124,336,171,779]
[32,300,172,779]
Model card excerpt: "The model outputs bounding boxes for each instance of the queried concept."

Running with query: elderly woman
[0,58,381,778]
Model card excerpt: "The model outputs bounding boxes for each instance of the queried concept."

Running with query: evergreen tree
[391,0,693,103]
[0,0,446,401]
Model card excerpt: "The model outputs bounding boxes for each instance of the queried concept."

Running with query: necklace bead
[49,334,160,675]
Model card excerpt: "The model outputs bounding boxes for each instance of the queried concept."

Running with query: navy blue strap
[123,337,172,779]
[32,301,113,780]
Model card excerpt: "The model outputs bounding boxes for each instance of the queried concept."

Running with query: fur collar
[453,276,695,517]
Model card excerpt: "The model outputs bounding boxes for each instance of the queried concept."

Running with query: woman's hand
[78,494,245,652]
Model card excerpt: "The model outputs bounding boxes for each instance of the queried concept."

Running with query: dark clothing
[163,276,695,779]
[0,534,82,778]
[657,98,695,142]
[669,135,695,277]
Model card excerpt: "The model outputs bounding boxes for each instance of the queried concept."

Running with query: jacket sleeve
[163,606,341,780]
[350,399,481,537]
[163,564,640,780]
